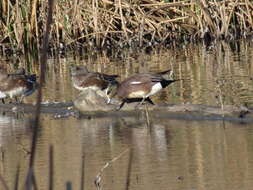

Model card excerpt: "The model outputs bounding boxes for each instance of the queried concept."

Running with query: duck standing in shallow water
[70,65,119,96]
[0,68,37,103]
[107,69,180,110]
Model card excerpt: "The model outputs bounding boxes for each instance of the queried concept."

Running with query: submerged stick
[94,148,130,190]
[125,148,133,190]
[80,144,85,190]
[145,104,151,128]
[31,172,38,190]
[49,145,54,190]
[14,164,20,190]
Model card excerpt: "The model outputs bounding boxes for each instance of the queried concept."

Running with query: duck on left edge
[0,67,37,104]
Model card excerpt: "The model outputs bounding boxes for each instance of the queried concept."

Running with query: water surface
[0,40,253,190]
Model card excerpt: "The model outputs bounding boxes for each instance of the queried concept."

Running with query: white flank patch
[0,91,6,99]
[146,83,162,97]
[73,83,84,91]
[73,83,100,91]
[128,90,146,98]
[6,87,25,98]
[128,83,162,98]
[130,81,142,84]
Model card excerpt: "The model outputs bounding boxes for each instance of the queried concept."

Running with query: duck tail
[156,69,174,81]
[27,74,37,82]
[156,69,173,76]
[103,74,119,81]
[161,78,182,88]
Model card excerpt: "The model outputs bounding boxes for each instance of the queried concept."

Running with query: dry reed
[0,0,253,55]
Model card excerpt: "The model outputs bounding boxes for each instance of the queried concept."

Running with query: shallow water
[1,40,253,190]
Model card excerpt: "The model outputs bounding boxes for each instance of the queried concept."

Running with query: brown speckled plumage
[0,68,37,103]
[70,65,118,91]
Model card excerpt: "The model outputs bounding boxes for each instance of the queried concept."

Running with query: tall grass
[0,0,253,55]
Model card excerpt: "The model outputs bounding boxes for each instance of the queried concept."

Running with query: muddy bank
[72,90,252,123]
[0,101,252,123]
[76,104,253,123]
[74,89,248,110]
[0,90,252,123]
[0,102,76,118]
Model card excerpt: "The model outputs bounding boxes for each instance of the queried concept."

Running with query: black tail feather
[103,74,119,82]
[161,79,182,88]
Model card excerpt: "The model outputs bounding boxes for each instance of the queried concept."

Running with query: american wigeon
[107,69,179,110]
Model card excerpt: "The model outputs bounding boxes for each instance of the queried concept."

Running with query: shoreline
[0,102,252,124]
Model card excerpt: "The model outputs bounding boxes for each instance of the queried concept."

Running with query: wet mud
[0,92,252,124]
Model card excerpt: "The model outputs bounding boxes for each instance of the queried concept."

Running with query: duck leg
[135,97,147,109]
[11,96,21,104]
[146,97,154,105]
[18,95,24,104]
[116,100,126,111]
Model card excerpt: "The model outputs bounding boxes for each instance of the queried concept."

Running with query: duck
[0,68,37,103]
[70,65,119,95]
[107,69,180,110]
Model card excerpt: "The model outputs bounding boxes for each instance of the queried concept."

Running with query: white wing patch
[6,87,25,98]
[128,91,146,98]
[130,81,142,84]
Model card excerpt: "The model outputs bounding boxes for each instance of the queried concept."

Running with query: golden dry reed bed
[0,0,253,55]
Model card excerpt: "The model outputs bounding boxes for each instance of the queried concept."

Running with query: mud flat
[0,102,75,118]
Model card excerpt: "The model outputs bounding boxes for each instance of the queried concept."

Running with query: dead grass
[0,0,253,55]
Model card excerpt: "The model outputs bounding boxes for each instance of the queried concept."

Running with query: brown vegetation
[0,0,253,55]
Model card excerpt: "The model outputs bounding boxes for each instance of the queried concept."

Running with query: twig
[216,79,225,122]
[144,104,151,128]
[49,145,54,190]
[14,164,20,190]
[24,168,33,190]
[80,145,85,190]
[125,148,133,190]
[31,172,38,190]
[94,148,130,190]
[118,0,129,41]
